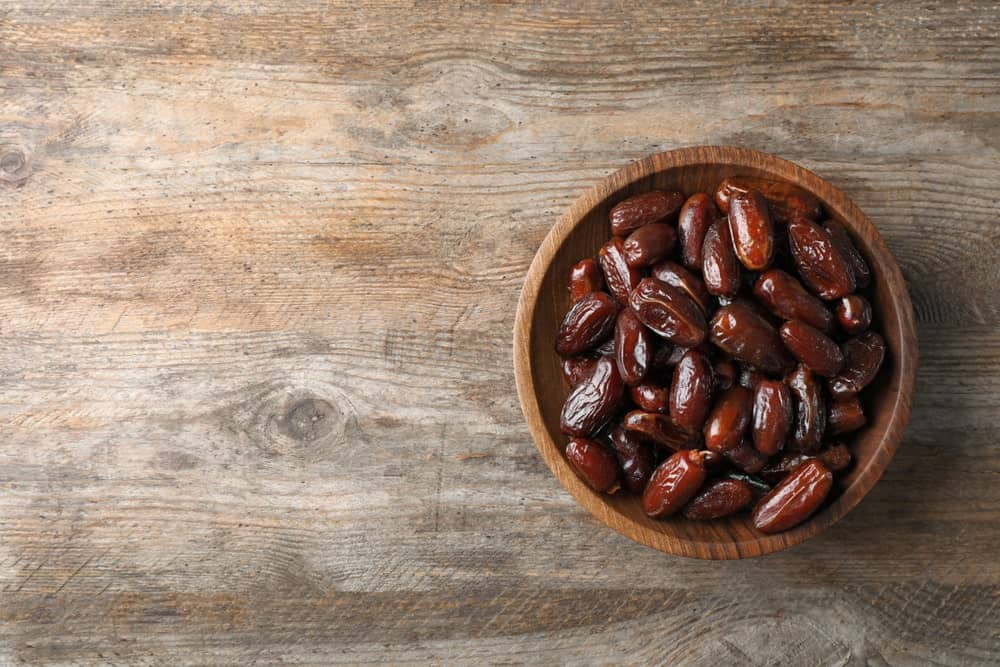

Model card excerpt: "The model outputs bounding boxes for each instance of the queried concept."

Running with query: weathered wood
[1,0,999,664]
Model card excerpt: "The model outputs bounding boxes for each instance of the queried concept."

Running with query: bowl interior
[522,148,915,559]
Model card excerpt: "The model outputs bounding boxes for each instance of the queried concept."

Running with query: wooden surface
[0,1,998,664]
[514,146,919,560]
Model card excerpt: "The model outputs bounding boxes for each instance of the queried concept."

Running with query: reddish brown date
[566,438,620,493]
[728,190,775,270]
[628,278,707,348]
[682,478,753,520]
[821,442,853,472]
[642,449,712,518]
[598,237,643,307]
[835,295,872,336]
[630,382,671,413]
[709,302,794,375]
[752,379,792,456]
[669,349,714,432]
[779,320,845,377]
[610,426,654,494]
[614,309,652,386]
[752,459,833,533]
[824,219,871,289]
[610,190,684,236]
[562,355,599,386]
[760,444,853,485]
[678,193,717,269]
[714,360,737,391]
[828,396,866,435]
[724,438,769,473]
[787,363,826,452]
[753,269,833,333]
[623,223,676,268]
[703,386,753,453]
[651,260,714,316]
[829,331,886,399]
[715,176,822,223]
[560,356,625,437]
[555,291,617,357]
[701,218,741,297]
[623,410,698,451]
[788,217,856,300]
[568,258,604,304]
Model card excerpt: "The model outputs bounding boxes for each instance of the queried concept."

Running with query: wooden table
[1,2,998,664]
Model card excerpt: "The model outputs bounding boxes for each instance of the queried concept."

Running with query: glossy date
[753,269,833,332]
[642,449,712,518]
[752,459,833,533]
[752,379,792,456]
[566,438,621,493]
[779,320,845,377]
[628,277,707,348]
[555,291,617,357]
[709,302,794,375]
[568,258,605,304]
[703,386,753,453]
[788,217,856,300]
[598,237,643,306]
[560,356,625,437]
[610,190,684,236]
[728,189,775,270]
[701,217,741,297]
[669,349,714,432]
[828,331,885,399]
[614,308,652,386]
[678,192,717,269]
[623,222,676,268]
[787,363,826,452]
[682,478,753,520]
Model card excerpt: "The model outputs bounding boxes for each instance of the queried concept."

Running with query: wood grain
[1,0,999,664]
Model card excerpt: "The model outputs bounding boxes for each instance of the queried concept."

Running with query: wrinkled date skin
[752,379,792,456]
[787,363,826,452]
[630,382,671,413]
[779,320,845,378]
[835,295,872,336]
[682,478,753,520]
[566,438,621,493]
[701,218,741,297]
[760,444,852,485]
[599,237,643,307]
[568,258,605,304]
[753,269,833,332]
[724,438,769,473]
[829,331,886,399]
[709,303,794,375]
[678,193,717,269]
[642,449,711,518]
[615,308,652,386]
[560,356,625,437]
[828,396,867,435]
[752,459,833,533]
[610,190,685,237]
[610,426,654,494]
[703,386,753,452]
[788,217,856,300]
[669,349,714,432]
[651,260,713,316]
[628,277,707,348]
[714,360,737,391]
[728,190,775,270]
[715,176,822,223]
[562,355,599,386]
[824,219,871,289]
[624,223,676,268]
[555,291,618,357]
[623,410,698,451]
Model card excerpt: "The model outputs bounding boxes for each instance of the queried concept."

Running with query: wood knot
[0,145,32,184]
[279,397,338,443]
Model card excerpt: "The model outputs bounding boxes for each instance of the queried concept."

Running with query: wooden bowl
[513,146,918,559]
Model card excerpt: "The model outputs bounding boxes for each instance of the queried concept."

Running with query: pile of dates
[556,177,885,534]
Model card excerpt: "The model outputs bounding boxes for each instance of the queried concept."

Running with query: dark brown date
[651,260,714,316]
[703,386,753,453]
[614,308,652,386]
[555,291,617,357]
[786,363,826,452]
[650,342,681,373]
[682,478,753,520]
[835,295,872,336]
[753,269,833,333]
[824,219,871,289]
[728,190,775,270]
[821,442,853,472]
[714,360,737,391]
[779,320,845,378]
[630,382,671,413]
[610,425,654,494]
[788,217,856,300]
[568,258,604,304]
[610,190,685,237]
[752,459,832,533]
[642,449,711,518]
[828,331,886,399]
[752,379,792,456]
[598,237,643,307]
[678,192,717,269]
[709,302,794,375]
[623,410,698,451]
[738,365,768,390]
[594,337,615,356]
[715,176,821,223]
[623,223,676,268]
[562,355,599,386]
[701,218,741,297]
[560,356,625,437]
[565,438,620,493]
[828,396,866,435]
[760,444,852,485]
[628,277,707,348]
[724,438,769,473]
[669,349,714,432]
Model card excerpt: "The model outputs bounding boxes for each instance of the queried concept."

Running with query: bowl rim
[513,145,918,559]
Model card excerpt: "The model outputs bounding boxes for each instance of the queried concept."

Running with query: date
[560,356,625,437]
[562,355,599,386]
[752,379,792,456]
[628,277,707,348]
[714,360,737,391]
[828,396,866,435]
[669,349,714,432]
[752,459,833,533]
[724,438,769,473]
[701,218,741,297]
[651,260,714,316]
[835,294,872,336]
[760,444,852,484]
[824,219,871,289]
[610,425,654,494]
[703,386,753,452]
[568,258,604,304]
[678,192,717,269]
[709,302,794,375]
[630,382,671,413]
[682,478,753,520]
[788,217,856,300]
[555,291,618,357]
[610,190,685,236]
[614,308,652,386]
[642,449,712,518]
[624,223,676,268]
[779,320,845,377]
[828,331,886,399]
[566,438,621,493]
[623,410,698,451]
[715,176,822,223]
[598,237,643,306]
[787,363,826,452]
[753,269,833,332]
[728,190,775,270]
